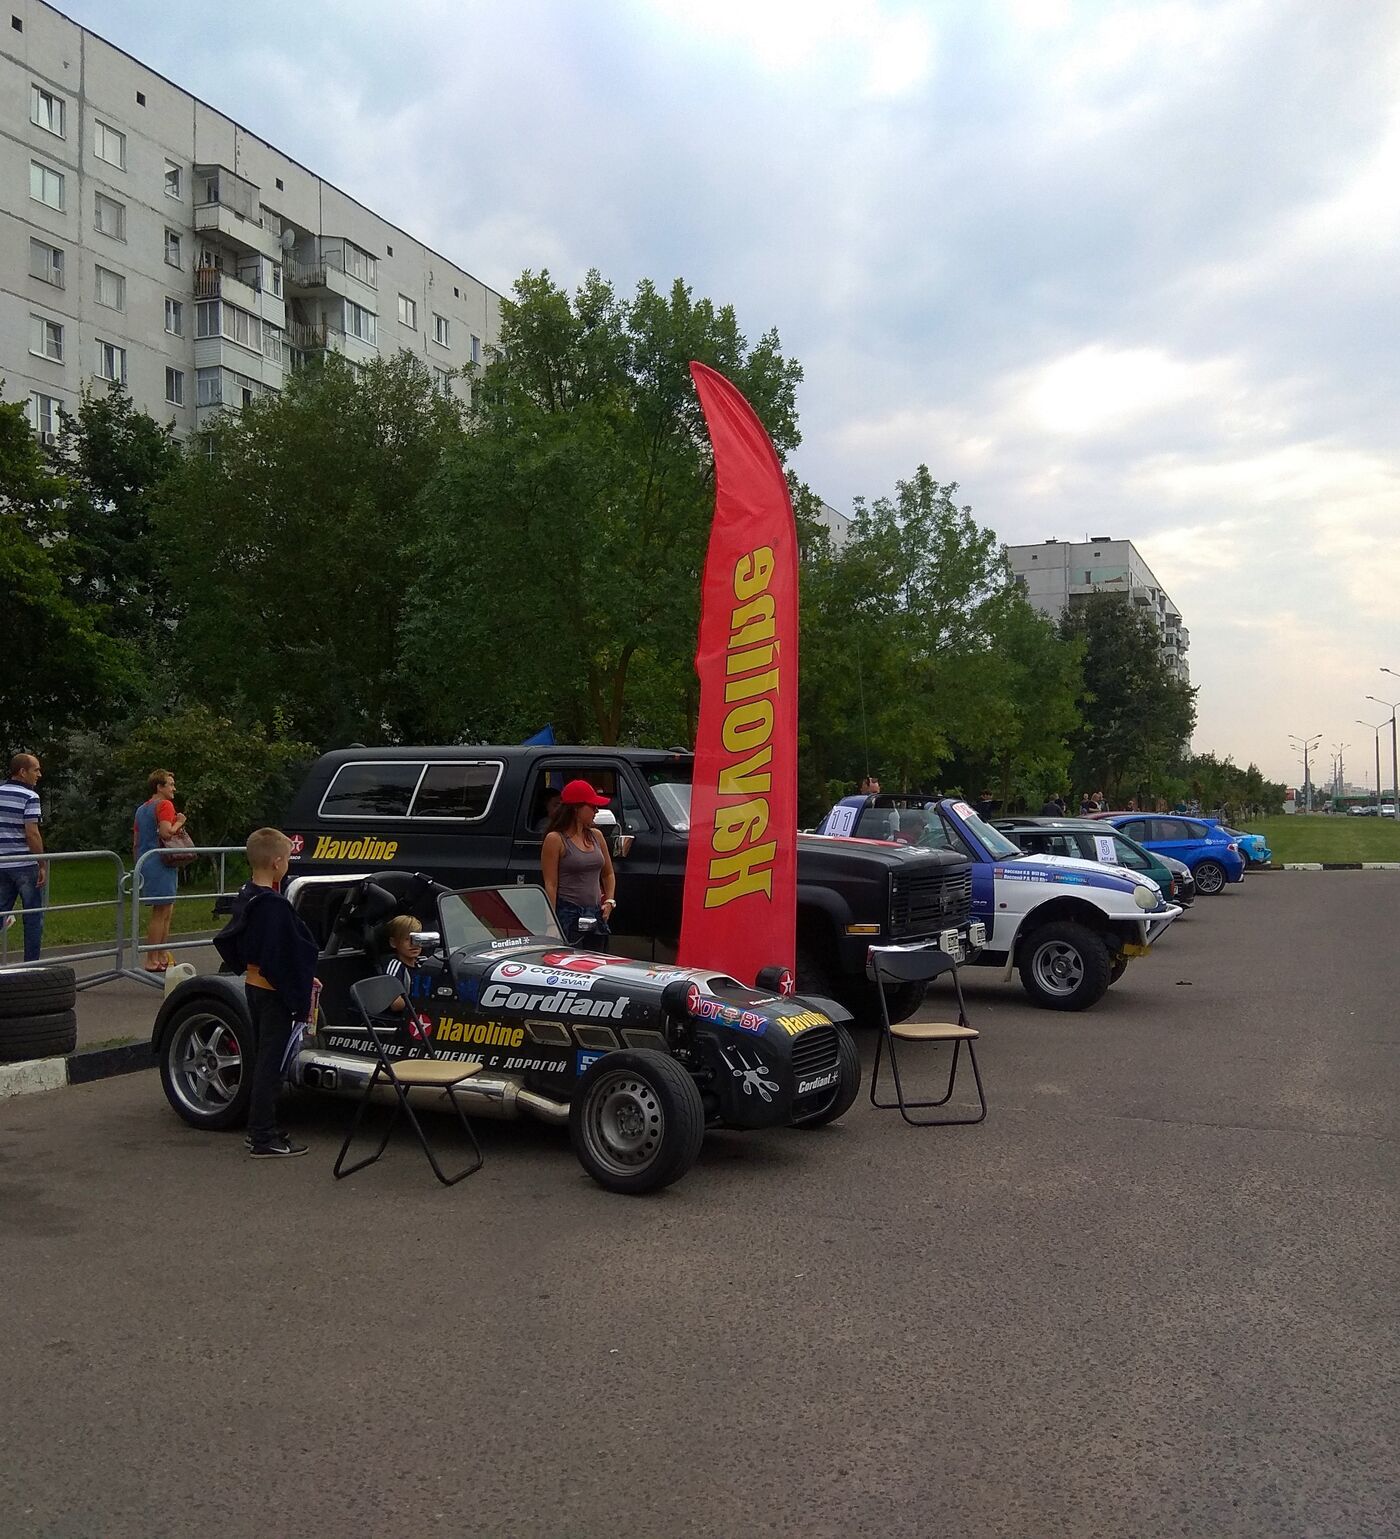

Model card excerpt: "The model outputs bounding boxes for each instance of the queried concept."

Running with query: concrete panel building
[2,0,503,441]
[1006,537,1190,684]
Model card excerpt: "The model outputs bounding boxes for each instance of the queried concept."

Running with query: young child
[380,914,431,1042]
[213,827,318,1158]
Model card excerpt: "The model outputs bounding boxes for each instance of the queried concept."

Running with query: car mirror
[410,930,442,956]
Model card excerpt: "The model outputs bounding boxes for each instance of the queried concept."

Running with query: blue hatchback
[1102,814,1246,896]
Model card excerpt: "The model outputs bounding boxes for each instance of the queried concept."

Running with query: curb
[1249,862,1400,871]
[0,1040,153,1102]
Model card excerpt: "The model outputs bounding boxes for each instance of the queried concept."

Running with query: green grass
[1238,814,1400,864]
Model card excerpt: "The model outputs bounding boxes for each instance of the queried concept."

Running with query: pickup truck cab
[817,795,1180,1010]
[284,747,978,1026]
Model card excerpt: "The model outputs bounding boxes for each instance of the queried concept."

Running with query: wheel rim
[169,1012,244,1117]
[1196,862,1225,893]
[580,1071,665,1178]
[1031,940,1086,997]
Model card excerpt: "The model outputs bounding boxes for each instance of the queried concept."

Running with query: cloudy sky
[64,0,1400,785]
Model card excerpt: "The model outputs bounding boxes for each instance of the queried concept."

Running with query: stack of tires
[0,965,78,1062]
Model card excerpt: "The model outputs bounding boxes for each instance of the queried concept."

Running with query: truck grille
[888,865,973,937]
[791,1025,839,1080]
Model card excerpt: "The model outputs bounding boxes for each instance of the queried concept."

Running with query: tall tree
[404,270,804,744]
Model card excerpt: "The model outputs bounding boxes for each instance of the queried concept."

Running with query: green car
[992,817,1179,904]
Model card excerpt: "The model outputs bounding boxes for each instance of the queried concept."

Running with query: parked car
[285,746,980,1027]
[816,796,1181,1010]
[1191,819,1271,866]
[153,875,865,1195]
[1159,853,1196,907]
[1096,814,1246,895]
[991,816,1181,904]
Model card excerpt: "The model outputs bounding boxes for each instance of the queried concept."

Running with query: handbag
[159,825,197,868]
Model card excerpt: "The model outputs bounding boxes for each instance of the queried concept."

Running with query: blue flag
[522,724,555,745]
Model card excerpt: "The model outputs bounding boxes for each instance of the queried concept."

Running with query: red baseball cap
[560,778,610,807]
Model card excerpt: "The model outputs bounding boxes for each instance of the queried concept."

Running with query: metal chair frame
[867,944,987,1127]
[333,973,484,1186]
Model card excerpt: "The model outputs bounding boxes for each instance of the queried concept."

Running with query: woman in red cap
[540,779,617,948]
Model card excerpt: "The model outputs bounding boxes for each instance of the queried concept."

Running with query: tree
[404,270,804,744]
[1059,594,1196,801]
[153,353,463,746]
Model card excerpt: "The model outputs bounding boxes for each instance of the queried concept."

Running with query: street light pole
[1288,732,1322,812]
[1331,743,1349,804]
[1366,689,1400,816]
[1356,720,1383,810]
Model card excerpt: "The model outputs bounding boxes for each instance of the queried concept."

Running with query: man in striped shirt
[0,753,46,962]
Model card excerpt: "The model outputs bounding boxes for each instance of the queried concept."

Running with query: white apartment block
[2,0,503,442]
[1006,537,1191,684]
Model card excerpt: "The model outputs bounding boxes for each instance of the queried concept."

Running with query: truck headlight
[1134,884,1157,910]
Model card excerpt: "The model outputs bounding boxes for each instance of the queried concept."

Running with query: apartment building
[1006,537,1191,684]
[2,0,503,442]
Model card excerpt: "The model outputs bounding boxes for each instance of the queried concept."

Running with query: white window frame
[471,334,481,365]
[270,262,283,298]
[398,294,416,328]
[346,300,377,345]
[165,297,183,336]
[433,313,450,347]
[196,366,222,407]
[30,84,64,138]
[29,314,64,363]
[164,228,182,268]
[95,265,126,312]
[95,340,127,384]
[164,161,182,199]
[262,322,284,366]
[93,120,126,170]
[195,301,221,339]
[27,392,62,438]
[94,191,126,241]
[29,160,64,210]
[29,238,64,288]
[165,367,185,407]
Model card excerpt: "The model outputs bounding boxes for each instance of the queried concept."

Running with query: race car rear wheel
[790,1023,861,1128]
[570,1049,705,1195]
[159,997,255,1130]
[1194,859,1227,895]
[1018,922,1113,1011]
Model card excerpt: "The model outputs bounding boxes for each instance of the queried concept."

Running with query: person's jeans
[0,864,44,963]
[245,985,297,1147]
[555,901,610,951]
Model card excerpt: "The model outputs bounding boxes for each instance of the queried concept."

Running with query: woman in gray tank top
[541,779,617,949]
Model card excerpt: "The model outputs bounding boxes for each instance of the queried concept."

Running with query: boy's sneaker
[249,1134,308,1158]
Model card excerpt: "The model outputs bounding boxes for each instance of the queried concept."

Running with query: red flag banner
[676,362,798,985]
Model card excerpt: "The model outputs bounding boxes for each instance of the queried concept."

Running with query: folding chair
[333,974,485,1186]
[867,945,986,1127]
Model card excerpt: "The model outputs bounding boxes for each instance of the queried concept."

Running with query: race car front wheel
[160,997,255,1130]
[570,1049,705,1195]
[1018,922,1113,1011]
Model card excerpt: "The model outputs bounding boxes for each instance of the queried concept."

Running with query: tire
[569,1049,705,1195]
[1194,860,1227,895]
[1017,921,1113,1011]
[0,964,76,1020]
[1108,957,1129,986]
[790,1023,861,1128]
[0,1009,77,1062]
[159,995,255,1130]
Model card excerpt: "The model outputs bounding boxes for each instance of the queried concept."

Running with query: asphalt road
[2,876,1397,1539]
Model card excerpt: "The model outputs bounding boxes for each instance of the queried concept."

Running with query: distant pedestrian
[860,775,882,796]
[973,789,998,819]
[0,752,46,962]
[132,769,186,973]
[1039,793,1064,816]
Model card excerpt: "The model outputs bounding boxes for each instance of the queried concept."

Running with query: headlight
[1134,884,1157,909]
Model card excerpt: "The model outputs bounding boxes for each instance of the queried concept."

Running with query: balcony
[195,265,258,307]
[193,165,280,259]
[285,238,378,303]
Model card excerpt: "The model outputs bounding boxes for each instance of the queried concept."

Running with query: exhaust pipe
[292,1050,570,1125]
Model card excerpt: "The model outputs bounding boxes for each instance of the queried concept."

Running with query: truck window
[642,763,693,833]
[410,761,502,820]
[319,761,425,819]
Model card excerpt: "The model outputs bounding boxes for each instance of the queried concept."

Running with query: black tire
[1017,921,1113,1011]
[159,995,255,1130]
[0,964,76,1020]
[1108,957,1129,985]
[790,1023,861,1128]
[1194,859,1227,895]
[569,1049,705,1195]
[0,1008,77,1062]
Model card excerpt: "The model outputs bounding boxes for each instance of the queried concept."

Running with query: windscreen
[643,763,693,833]
[439,886,562,951]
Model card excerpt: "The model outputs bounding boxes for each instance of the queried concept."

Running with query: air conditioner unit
[39,430,57,445]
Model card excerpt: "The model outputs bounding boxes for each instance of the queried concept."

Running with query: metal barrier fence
[0,845,247,991]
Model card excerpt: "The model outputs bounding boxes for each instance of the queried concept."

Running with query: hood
[1003,852,1160,900]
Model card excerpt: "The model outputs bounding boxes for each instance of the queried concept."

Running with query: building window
[433,313,449,347]
[94,191,126,240]
[433,367,453,395]
[30,84,64,137]
[164,228,182,267]
[341,243,377,288]
[262,322,284,366]
[196,367,221,407]
[165,368,185,406]
[195,301,220,339]
[270,262,283,298]
[29,314,64,362]
[95,265,125,311]
[397,294,416,328]
[165,297,183,336]
[275,176,284,191]
[29,160,64,210]
[93,120,126,169]
[135,90,146,107]
[96,341,127,384]
[164,161,182,199]
[222,302,260,351]
[29,238,64,287]
[27,392,61,438]
[346,301,377,345]
[470,334,481,365]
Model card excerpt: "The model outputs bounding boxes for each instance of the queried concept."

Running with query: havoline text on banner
[676,362,798,986]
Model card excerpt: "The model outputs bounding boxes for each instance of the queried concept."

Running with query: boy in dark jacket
[214,827,318,1158]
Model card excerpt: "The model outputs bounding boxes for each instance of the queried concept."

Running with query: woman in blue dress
[132,768,186,972]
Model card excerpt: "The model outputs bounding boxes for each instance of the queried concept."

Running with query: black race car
[153,872,863,1194]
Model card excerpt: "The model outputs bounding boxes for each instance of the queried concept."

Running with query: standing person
[132,770,186,973]
[1039,792,1063,816]
[860,775,881,796]
[0,753,46,962]
[540,779,616,948]
[212,828,318,1158]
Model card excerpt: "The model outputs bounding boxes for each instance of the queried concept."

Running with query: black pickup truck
[283,746,975,1024]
